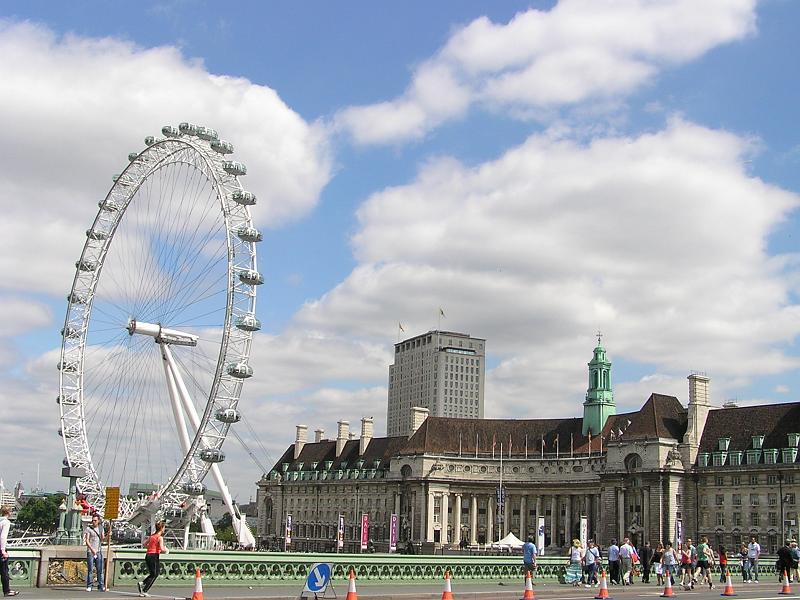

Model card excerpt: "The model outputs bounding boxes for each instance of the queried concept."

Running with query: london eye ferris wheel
[57,122,262,545]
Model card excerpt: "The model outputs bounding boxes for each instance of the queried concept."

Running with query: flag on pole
[398,322,405,332]
[492,433,496,458]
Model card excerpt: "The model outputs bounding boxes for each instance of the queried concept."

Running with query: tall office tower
[387,330,486,437]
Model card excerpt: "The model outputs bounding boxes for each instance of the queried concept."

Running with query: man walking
[619,537,635,585]
[83,514,105,592]
[0,506,19,597]
[747,536,761,583]
[608,539,620,584]
[639,541,653,584]
[584,540,601,587]
[523,536,537,582]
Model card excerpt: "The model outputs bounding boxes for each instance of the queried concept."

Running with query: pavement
[11,577,797,600]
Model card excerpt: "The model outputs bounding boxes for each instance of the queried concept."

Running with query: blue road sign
[303,562,332,593]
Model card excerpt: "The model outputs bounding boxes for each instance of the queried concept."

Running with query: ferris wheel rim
[57,126,260,520]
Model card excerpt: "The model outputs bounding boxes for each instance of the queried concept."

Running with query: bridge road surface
[19,578,795,600]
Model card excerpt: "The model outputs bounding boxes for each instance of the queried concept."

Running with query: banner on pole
[580,515,588,548]
[537,516,545,556]
[104,487,120,520]
[285,514,293,551]
[389,513,399,553]
[337,514,345,550]
[676,518,683,546]
[360,513,369,551]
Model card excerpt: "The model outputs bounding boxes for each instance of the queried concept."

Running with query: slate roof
[272,435,409,472]
[698,401,800,459]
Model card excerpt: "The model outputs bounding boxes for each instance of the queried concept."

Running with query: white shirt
[619,543,634,559]
[571,547,583,562]
[747,542,761,559]
[0,516,10,554]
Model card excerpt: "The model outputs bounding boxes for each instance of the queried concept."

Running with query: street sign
[303,563,332,593]
[104,487,120,520]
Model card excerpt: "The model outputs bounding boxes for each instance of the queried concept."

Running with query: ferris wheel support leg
[163,344,256,547]
[160,344,192,454]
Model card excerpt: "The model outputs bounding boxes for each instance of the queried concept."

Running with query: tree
[16,495,65,532]
[215,512,235,542]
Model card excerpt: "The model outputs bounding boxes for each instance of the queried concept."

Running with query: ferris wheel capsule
[178,122,198,136]
[238,269,264,285]
[199,448,225,463]
[162,125,180,138]
[144,136,156,146]
[86,228,109,240]
[215,408,242,423]
[181,481,206,496]
[236,226,263,243]
[211,139,234,154]
[61,326,79,338]
[226,361,253,378]
[223,161,247,176]
[76,259,98,272]
[235,314,261,332]
[231,190,256,206]
[196,126,218,141]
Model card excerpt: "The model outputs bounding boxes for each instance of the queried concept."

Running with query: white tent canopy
[492,532,524,548]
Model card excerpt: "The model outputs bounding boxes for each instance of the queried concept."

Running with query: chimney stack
[336,420,350,457]
[314,428,325,443]
[294,424,308,460]
[410,406,429,437]
[360,416,374,455]
[683,372,711,458]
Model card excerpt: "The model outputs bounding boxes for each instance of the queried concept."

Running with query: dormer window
[699,452,711,467]
[729,451,743,466]
[783,447,798,463]
[713,452,727,466]
[788,433,800,447]
[718,437,731,451]
[764,449,778,464]
[752,435,765,450]
[746,449,761,464]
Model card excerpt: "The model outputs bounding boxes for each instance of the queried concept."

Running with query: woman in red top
[718,546,728,583]
[138,522,168,597]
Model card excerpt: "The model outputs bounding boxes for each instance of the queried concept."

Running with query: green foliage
[16,495,65,532]
[215,512,235,542]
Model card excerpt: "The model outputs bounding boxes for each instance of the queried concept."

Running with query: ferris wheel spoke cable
[161,270,230,327]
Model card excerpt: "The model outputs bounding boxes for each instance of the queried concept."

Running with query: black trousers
[641,562,650,583]
[142,554,160,593]
[610,560,620,583]
[1,556,10,595]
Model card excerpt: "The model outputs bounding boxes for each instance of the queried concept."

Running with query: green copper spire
[582,332,615,436]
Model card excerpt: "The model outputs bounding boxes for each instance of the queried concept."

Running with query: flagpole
[556,434,559,460]
[459,432,462,457]
[524,434,528,459]
[475,432,478,459]
[541,434,544,459]
[570,433,574,458]
[588,432,592,457]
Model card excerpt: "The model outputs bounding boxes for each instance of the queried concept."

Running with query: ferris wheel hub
[126,318,199,347]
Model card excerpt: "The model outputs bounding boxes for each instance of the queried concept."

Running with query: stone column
[642,487,650,544]
[470,495,478,545]
[410,492,417,541]
[535,495,543,533]
[519,495,527,538]
[595,493,602,543]
[427,490,435,542]
[441,492,449,546]
[453,493,462,545]
[564,494,572,543]
[550,494,558,547]
[617,487,625,541]
[487,495,494,543]
[503,492,511,535]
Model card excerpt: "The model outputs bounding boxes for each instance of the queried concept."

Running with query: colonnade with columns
[418,488,606,548]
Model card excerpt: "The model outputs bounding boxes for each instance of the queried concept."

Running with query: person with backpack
[83,514,106,592]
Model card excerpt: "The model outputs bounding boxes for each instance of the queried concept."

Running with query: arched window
[625,453,642,473]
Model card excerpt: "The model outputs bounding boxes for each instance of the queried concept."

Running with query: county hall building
[256,336,800,553]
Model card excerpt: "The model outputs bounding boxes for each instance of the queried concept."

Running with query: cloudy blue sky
[1,0,799,499]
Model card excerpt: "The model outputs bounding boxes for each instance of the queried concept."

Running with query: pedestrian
[686,537,698,585]
[696,536,714,589]
[0,506,19,597]
[619,537,635,585]
[522,536,537,581]
[747,535,761,583]
[653,542,664,586]
[718,546,728,584]
[739,543,750,582]
[639,541,653,584]
[83,514,106,592]
[584,540,600,587]
[790,540,799,583]
[661,541,678,586]
[565,539,584,586]
[777,540,793,583]
[679,542,693,589]
[138,521,168,597]
[608,539,620,584]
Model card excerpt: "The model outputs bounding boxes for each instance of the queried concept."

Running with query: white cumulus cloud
[336,0,756,145]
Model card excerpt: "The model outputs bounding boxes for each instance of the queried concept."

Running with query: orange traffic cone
[345,569,358,600]
[721,569,736,596]
[778,570,793,595]
[595,570,612,600]
[661,571,675,597]
[521,570,536,600]
[441,569,454,600]
[191,569,204,600]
